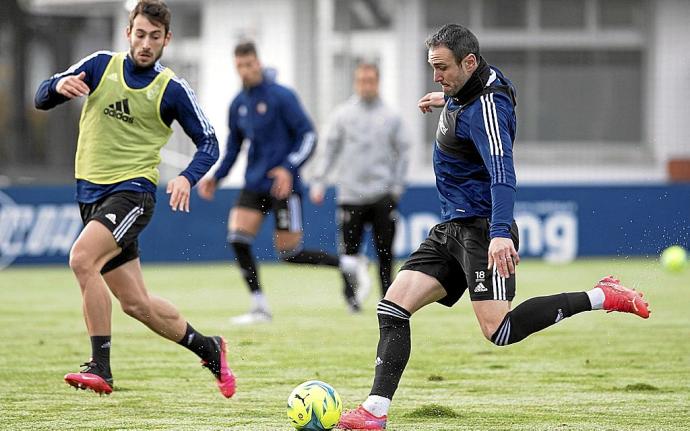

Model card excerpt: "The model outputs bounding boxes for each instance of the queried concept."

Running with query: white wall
[198,0,298,186]
[651,0,690,162]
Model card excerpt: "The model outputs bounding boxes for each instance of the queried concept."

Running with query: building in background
[2,0,689,186]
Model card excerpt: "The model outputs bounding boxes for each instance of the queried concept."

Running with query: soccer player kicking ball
[34,0,235,397]
[337,24,650,430]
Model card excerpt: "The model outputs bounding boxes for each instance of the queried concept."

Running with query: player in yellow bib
[34,0,236,397]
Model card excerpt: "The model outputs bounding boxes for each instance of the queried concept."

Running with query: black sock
[370,300,411,399]
[379,260,392,297]
[342,272,357,305]
[90,335,111,373]
[281,248,339,266]
[230,240,261,293]
[177,323,214,361]
[492,292,591,346]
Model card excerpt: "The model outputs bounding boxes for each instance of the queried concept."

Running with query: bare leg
[105,258,186,342]
[104,259,237,398]
[472,300,511,339]
[69,220,122,336]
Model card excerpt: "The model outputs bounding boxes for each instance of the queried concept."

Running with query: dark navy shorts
[400,218,519,307]
[235,189,303,232]
[79,191,154,274]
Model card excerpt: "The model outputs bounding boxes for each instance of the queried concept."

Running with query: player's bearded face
[428,46,473,96]
[235,54,263,88]
[127,15,171,68]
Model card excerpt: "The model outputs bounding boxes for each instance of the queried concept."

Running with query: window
[540,0,585,29]
[334,0,393,32]
[423,0,648,156]
[482,0,528,29]
[598,0,645,29]
[171,6,201,39]
[425,0,472,29]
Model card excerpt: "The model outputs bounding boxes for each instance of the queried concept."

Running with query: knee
[228,230,254,249]
[484,312,514,346]
[479,314,508,342]
[275,236,302,257]
[69,246,95,278]
[482,324,498,341]
[120,299,152,321]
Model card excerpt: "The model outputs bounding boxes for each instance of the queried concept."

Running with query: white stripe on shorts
[113,206,144,242]
[492,267,507,301]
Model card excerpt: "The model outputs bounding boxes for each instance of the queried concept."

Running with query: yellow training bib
[75,52,174,185]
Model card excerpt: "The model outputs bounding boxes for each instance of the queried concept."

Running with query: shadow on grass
[621,383,659,392]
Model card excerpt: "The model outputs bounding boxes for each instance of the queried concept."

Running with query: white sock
[340,254,359,274]
[586,287,605,310]
[251,292,270,312]
[361,395,391,417]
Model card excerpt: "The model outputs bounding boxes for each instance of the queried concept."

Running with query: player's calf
[490,292,592,346]
[489,276,650,346]
[119,299,153,322]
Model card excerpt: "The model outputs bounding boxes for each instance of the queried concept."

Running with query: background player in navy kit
[34,0,235,397]
[337,24,650,430]
[310,62,409,299]
[198,42,368,324]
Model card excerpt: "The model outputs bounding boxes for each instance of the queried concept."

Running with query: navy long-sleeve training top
[35,50,219,203]
[213,74,316,195]
[434,66,517,239]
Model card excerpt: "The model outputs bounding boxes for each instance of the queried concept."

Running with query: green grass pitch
[1,259,688,430]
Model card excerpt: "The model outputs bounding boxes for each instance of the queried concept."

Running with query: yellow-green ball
[287,380,342,430]
[660,246,687,273]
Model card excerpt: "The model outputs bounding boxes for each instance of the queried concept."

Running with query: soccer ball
[287,380,342,431]
[660,245,687,273]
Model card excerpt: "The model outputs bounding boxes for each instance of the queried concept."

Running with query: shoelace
[79,362,98,373]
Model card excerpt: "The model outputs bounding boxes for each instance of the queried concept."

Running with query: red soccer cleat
[201,336,236,398]
[64,362,113,395]
[596,276,650,319]
[338,405,387,430]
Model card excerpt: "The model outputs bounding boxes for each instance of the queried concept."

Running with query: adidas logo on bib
[103,98,134,124]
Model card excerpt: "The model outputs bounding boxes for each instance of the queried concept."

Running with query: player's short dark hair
[355,61,379,79]
[425,24,480,64]
[129,0,171,34]
[234,41,258,57]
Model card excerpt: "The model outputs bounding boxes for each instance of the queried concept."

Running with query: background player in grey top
[310,62,409,298]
